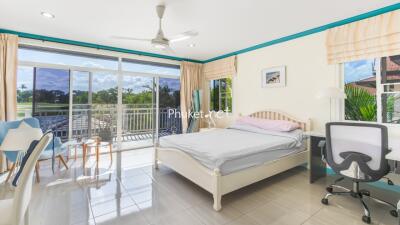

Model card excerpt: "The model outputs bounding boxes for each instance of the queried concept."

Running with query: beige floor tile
[379,213,399,225]
[1,149,397,225]
[225,215,262,225]
[187,202,243,225]
[302,207,374,225]
[90,195,137,218]
[94,205,149,225]
[154,172,212,207]
[153,208,205,225]
[223,189,272,214]
[137,193,191,224]
[271,188,323,216]
[246,200,310,225]
[41,194,94,225]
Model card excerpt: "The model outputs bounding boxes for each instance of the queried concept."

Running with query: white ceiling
[0,0,398,61]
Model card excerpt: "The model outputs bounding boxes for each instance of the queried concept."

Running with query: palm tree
[345,85,377,121]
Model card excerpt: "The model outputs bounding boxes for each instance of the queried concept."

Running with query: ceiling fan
[112,4,198,52]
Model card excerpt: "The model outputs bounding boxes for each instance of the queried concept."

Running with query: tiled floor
[0,148,398,225]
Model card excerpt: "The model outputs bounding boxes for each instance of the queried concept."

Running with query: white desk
[388,139,400,162]
[304,132,400,161]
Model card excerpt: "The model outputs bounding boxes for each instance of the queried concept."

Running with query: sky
[35,68,70,93]
[344,59,376,84]
[17,48,180,93]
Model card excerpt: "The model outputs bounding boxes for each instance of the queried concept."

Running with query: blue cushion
[12,140,39,187]
[1,118,41,163]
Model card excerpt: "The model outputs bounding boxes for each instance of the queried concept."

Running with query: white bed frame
[155,110,311,211]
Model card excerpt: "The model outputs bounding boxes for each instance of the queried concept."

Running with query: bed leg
[213,169,222,211]
[154,147,159,170]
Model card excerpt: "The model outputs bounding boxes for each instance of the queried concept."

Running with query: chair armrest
[339,151,372,162]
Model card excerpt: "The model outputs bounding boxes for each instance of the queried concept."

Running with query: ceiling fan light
[152,43,167,49]
[41,12,55,19]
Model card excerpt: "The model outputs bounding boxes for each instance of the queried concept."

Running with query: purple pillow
[236,116,300,132]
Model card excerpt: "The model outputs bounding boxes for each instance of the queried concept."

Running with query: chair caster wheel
[362,215,371,224]
[360,190,370,196]
[326,187,333,193]
[390,210,398,217]
[321,198,328,205]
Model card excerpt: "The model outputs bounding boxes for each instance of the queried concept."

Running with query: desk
[305,132,326,183]
[387,139,400,162]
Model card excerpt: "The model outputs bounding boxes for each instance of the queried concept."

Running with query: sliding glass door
[17,46,181,152]
[121,75,156,150]
[159,77,181,136]
[33,67,70,141]
[71,71,90,140]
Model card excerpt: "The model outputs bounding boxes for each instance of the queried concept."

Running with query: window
[122,59,180,76]
[19,46,118,70]
[92,72,118,104]
[344,55,400,124]
[17,66,34,119]
[210,78,232,112]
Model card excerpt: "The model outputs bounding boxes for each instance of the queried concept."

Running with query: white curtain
[326,10,400,64]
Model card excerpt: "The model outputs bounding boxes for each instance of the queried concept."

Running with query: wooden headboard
[246,110,311,132]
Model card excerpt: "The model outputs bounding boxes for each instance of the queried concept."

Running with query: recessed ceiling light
[41,12,55,19]
[188,43,196,48]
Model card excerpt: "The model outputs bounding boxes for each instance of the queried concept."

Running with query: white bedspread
[159,124,304,173]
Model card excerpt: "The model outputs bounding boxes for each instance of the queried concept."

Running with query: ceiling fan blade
[169,30,198,43]
[111,36,152,42]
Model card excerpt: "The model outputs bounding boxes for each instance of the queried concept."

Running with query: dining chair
[0,132,52,225]
[36,137,69,182]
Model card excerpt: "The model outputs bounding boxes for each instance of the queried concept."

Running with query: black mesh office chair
[320,122,398,224]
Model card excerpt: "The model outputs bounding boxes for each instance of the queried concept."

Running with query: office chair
[320,122,398,224]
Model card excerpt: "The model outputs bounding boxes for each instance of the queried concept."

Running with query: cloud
[344,59,376,83]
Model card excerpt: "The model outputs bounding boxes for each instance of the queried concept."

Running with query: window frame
[209,78,233,113]
[341,56,400,126]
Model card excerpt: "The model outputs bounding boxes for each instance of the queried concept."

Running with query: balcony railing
[19,104,181,142]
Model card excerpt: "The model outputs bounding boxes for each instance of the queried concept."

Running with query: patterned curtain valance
[326,10,400,64]
[203,56,237,80]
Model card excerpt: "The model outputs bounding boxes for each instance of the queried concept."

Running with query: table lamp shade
[0,121,43,152]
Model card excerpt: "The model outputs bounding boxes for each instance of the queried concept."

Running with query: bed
[155,110,311,211]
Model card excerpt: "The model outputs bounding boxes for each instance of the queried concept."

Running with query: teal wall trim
[0,28,202,63]
[326,167,400,193]
[1,3,399,64]
[203,3,400,63]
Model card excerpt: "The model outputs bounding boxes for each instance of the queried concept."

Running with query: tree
[345,85,377,121]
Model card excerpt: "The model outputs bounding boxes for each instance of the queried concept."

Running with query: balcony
[18,104,182,145]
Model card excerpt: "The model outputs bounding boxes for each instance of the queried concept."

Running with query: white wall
[220,30,400,137]
[231,32,336,132]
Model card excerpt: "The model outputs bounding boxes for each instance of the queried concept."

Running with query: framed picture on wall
[261,66,286,88]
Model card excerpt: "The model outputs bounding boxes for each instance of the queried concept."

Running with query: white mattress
[159,124,306,175]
